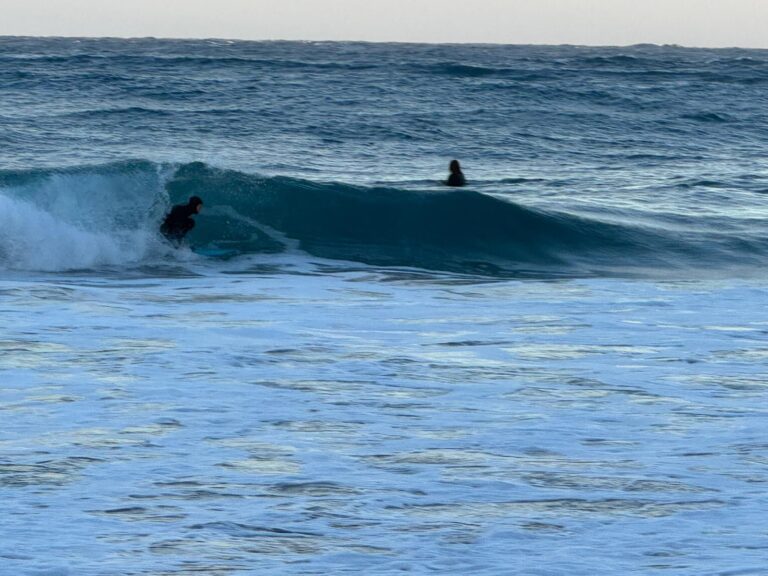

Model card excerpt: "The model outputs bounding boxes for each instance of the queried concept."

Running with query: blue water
[1,37,768,575]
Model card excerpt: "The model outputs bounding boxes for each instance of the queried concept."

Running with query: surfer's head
[449,159,462,174]
[188,196,203,214]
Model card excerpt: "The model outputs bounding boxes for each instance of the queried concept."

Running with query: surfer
[160,195,203,244]
[445,159,466,187]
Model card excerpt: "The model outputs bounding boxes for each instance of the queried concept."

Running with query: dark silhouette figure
[161,196,203,245]
[445,159,466,187]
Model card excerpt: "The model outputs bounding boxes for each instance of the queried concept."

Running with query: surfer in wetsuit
[445,159,466,187]
[160,195,203,245]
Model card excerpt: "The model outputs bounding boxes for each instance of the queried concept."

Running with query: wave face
[166,163,768,276]
[167,163,669,276]
[3,161,766,276]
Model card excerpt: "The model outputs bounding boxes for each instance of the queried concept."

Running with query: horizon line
[1,34,767,51]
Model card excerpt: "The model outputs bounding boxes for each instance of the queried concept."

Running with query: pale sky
[2,0,767,48]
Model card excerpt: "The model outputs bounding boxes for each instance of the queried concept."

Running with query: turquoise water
[1,37,768,575]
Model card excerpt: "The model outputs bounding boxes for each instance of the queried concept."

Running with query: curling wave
[0,161,766,276]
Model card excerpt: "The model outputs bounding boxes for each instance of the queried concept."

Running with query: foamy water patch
[0,194,159,271]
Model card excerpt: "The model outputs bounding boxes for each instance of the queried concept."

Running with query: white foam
[0,192,158,272]
[0,163,174,271]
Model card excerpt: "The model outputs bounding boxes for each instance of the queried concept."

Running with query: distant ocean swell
[0,161,764,276]
[4,46,767,85]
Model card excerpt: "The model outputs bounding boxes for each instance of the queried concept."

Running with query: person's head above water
[188,196,203,214]
[445,160,466,187]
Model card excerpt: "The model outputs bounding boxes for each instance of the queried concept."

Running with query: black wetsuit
[160,203,197,244]
[446,172,466,187]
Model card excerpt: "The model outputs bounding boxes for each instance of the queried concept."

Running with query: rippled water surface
[2,264,768,575]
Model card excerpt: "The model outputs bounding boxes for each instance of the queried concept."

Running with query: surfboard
[192,247,240,259]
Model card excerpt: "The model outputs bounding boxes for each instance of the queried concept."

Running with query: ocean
[1,36,767,575]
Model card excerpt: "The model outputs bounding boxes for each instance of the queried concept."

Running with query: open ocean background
[1,37,768,575]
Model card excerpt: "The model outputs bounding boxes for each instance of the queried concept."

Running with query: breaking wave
[0,161,765,277]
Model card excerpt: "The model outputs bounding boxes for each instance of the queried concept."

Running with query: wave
[681,112,733,123]
[0,161,765,277]
[64,106,176,119]
[579,54,650,66]
[153,163,768,276]
[420,63,503,77]
[413,62,550,81]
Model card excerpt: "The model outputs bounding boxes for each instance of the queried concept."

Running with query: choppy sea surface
[1,37,768,575]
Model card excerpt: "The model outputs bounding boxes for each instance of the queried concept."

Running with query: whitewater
[1,37,768,575]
